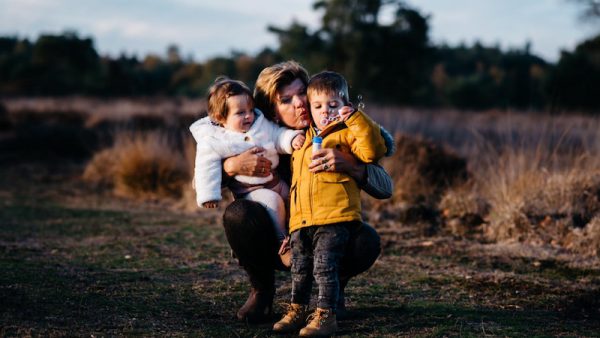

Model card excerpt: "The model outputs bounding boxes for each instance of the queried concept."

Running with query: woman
[220,61,393,323]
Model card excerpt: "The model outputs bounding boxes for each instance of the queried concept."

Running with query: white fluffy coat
[189,109,301,207]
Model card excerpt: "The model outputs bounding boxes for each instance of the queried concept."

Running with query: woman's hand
[223,146,273,177]
[309,148,367,182]
[203,201,219,208]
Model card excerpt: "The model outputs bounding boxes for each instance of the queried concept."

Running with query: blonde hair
[254,61,309,121]
[307,71,350,105]
[207,76,254,123]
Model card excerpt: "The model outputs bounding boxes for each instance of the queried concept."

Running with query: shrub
[387,134,468,205]
[567,216,600,257]
[439,183,489,237]
[4,109,95,160]
[83,132,189,199]
[475,141,600,255]
[82,148,119,187]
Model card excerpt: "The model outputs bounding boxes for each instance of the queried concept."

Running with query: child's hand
[338,105,355,122]
[278,236,291,255]
[202,200,219,208]
[292,133,306,150]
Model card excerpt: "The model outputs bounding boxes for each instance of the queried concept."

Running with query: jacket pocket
[315,172,352,208]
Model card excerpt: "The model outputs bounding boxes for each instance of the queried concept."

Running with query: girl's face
[223,94,255,133]
[309,91,344,131]
[274,78,310,130]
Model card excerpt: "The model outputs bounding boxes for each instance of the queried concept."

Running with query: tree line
[0,0,598,112]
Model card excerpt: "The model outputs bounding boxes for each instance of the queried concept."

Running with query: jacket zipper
[308,142,313,226]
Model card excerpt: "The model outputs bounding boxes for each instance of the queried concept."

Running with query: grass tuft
[83,132,190,199]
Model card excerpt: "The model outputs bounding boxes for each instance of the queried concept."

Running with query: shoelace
[306,309,329,326]
[279,303,303,321]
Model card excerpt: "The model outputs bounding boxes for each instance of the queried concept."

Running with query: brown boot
[272,303,310,333]
[299,308,337,336]
[236,287,274,323]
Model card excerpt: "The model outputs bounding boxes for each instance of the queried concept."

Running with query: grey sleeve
[360,163,393,199]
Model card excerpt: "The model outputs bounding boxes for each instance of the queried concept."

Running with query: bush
[383,133,468,208]
[439,183,489,237]
[472,141,600,255]
[82,148,119,187]
[83,132,189,199]
[567,216,600,257]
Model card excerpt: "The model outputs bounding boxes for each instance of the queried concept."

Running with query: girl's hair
[254,61,309,121]
[307,71,350,105]
[207,76,254,123]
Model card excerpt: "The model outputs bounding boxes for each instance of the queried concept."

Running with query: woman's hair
[207,76,254,123]
[307,71,350,105]
[254,61,309,121]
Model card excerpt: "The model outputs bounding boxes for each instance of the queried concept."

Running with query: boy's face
[309,91,344,130]
[223,94,255,133]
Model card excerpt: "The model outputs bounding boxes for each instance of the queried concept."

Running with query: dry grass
[1,99,600,335]
[475,149,600,254]
[371,105,600,256]
[568,216,600,256]
[84,132,190,200]
[3,97,599,256]
[384,133,468,208]
[1,96,206,120]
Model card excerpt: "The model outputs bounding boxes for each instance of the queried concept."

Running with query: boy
[273,71,387,336]
[190,77,305,241]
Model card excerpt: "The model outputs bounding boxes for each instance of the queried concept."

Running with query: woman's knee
[356,223,381,260]
[223,199,277,246]
[222,199,280,266]
[223,199,273,231]
[340,223,381,278]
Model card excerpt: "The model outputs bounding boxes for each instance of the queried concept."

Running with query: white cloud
[0,0,592,62]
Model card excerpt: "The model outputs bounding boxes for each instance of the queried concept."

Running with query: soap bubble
[357,94,365,111]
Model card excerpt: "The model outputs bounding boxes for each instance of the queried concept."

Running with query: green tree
[548,34,600,111]
[30,31,102,94]
[269,0,433,104]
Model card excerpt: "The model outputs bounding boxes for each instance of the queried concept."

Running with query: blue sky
[0,0,597,62]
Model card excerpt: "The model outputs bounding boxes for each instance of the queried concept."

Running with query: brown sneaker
[272,303,309,333]
[299,308,337,337]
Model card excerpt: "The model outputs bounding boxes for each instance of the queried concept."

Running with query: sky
[0,0,597,63]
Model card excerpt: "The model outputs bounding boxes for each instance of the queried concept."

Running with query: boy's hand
[338,105,355,122]
[292,133,306,150]
[202,200,219,208]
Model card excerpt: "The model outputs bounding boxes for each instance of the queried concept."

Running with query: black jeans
[290,222,358,311]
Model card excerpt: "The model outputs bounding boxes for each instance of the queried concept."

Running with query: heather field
[1,98,599,337]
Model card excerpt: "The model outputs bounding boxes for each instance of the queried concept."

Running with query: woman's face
[274,78,310,130]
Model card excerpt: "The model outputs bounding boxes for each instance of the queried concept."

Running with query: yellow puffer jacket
[289,110,387,233]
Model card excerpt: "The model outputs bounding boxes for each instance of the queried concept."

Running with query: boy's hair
[307,71,350,105]
[207,76,254,123]
[254,61,309,121]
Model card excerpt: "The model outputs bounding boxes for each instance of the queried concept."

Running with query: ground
[1,161,599,337]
